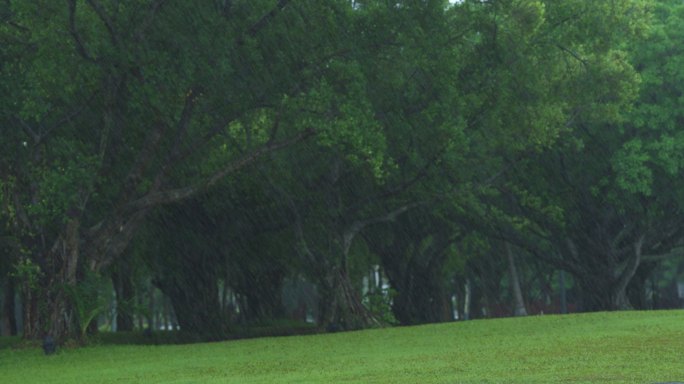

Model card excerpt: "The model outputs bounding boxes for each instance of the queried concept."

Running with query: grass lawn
[2,310,684,383]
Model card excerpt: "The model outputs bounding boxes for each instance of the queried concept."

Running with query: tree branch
[246,0,290,38]
[85,0,120,47]
[642,246,684,263]
[145,87,203,191]
[67,0,98,63]
[126,128,315,210]
[342,202,421,257]
[614,235,644,302]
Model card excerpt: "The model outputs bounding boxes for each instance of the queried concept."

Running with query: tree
[144,200,229,339]
[365,209,461,324]
[143,174,296,334]
[478,0,684,311]
[0,0,657,342]
[0,0,387,341]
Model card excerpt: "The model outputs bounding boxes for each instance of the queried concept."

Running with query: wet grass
[2,310,684,383]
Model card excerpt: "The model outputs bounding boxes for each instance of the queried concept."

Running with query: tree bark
[558,270,568,314]
[157,277,227,340]
[320,266,379,331]
[626,262,657,310]
[2,278,17,336]
[572,237,645,311]
[148,284,156,330]
[386,259,451,325]
[464,278,472,320]
[239,269,286,323]
[506,243,528,317]
[21,218,81,342]
[111,268,135,331]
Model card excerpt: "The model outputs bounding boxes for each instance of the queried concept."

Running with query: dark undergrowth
[1,319,320,348]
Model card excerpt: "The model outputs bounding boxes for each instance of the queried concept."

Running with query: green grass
[2,310,684,383]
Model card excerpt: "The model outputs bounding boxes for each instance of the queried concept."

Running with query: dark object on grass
[143,328,153,338]
[42,335,56,355]
[326,323,340,333]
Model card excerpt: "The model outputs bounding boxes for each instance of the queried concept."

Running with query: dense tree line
[1,0,683,343]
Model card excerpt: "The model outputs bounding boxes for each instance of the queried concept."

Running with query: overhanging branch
[127,128,315,210]
[343,202,422,257]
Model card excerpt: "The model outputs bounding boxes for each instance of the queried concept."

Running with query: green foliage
[26,148,98,227]
[362,287,398,325]
[445,232,490,275]
[63,272,110,339]
[0,0,675,337]
[11,258,42,291]
[612,138,653,195]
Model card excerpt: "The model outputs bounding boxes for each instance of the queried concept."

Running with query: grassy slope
[2,310,684,383]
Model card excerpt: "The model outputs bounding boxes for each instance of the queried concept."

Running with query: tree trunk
[574,237,644,311]
[2,278,18,336]
[158,279,226,340]
[20,218,81,342]
[627,262,657,310]
[320,266,379,331]
[148,285,156,330]
[241,269,286,323]
[374,237,451,325]
[111,268,135,331]
[558,270,568,314]
[388,262,451,325]
[575,276,632,311]
[506,243,528,317]
[464,278,472,320]
[155,250,228,340]
[136,290,144,330]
